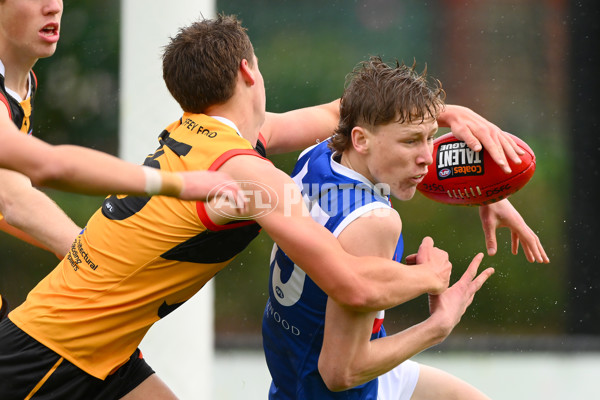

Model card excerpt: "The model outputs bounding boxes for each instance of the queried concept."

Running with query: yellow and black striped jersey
[10,113,267,379]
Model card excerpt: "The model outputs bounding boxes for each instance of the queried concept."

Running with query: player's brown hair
[329,56,446,154]
[162,14,254,113]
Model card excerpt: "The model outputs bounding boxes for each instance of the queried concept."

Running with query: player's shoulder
[215,149,276,182]
[0,102,11,121]
[338,207,401,258]
[341,206,401,241]
[356,206,401,232]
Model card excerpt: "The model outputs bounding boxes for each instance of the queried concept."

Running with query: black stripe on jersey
[0,70,36,130]
[158,300,184,319]
[143,149,164,169]
[255,137,267,157]
[161,222,261,263]
[158,130,192,157]
[101,195,151,221]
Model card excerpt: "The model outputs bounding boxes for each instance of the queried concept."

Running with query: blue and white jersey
[262,140,404,399]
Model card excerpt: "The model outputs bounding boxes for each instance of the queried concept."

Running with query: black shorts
[0,317,155,400]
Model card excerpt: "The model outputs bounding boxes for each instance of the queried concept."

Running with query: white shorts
[377,359,420,400]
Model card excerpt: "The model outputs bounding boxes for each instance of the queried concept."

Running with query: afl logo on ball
[439,168,451,178]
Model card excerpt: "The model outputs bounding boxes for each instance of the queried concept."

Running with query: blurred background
[1,0,599,397]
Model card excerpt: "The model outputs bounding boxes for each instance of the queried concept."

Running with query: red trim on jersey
[208,148,268,171]
[372,310,385,334]
[258,132,267,147]
[31,70,38,88]
[372,317,384,334]
[0,93,12,120]
[196,148,271,230]
[196,202,256,232]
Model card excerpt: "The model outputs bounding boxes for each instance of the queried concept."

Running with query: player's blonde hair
[329,56,446,154]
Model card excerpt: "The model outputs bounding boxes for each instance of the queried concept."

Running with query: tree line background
[1,0,598,348]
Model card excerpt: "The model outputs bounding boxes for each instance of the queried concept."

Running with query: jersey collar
[0,59,32,102]
[329,152,389,200]
[209,115,243,138]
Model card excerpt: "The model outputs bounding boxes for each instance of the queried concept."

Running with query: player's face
[361,117,437,201]
[0,0,63,62]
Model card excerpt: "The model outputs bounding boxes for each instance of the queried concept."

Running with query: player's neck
[340,150,364,175]
[339,151,356,171]
[0,51,35,98]
[204,99,262,147]
[340,149,375,184]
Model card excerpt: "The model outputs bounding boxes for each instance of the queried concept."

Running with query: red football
[417,132,536,206]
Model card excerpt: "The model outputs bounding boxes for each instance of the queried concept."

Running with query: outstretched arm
[0,118,243,202]
[0,219,50,250]
[0,167,81,257]
[479,198,549,263]
[261,101,522,174]
[214,155,451,311]
[260,99,340,155]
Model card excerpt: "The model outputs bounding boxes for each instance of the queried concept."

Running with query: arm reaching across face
[215,154,451,311]
[261,101,524,173]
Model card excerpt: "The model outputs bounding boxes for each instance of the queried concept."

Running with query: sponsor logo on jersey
[182,117,218,138]
[265,299,301,336]
[66,236,100,272]
[436,141,484,180]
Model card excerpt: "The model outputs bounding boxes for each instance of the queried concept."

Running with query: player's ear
[240,59,255,86]
[351,126,370,154]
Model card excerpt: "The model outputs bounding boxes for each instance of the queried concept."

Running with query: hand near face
[437,105,524,174]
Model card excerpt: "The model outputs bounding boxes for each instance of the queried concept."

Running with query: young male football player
[0,0,243,251]
[0,0,244,327]
[262,57,545,399]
